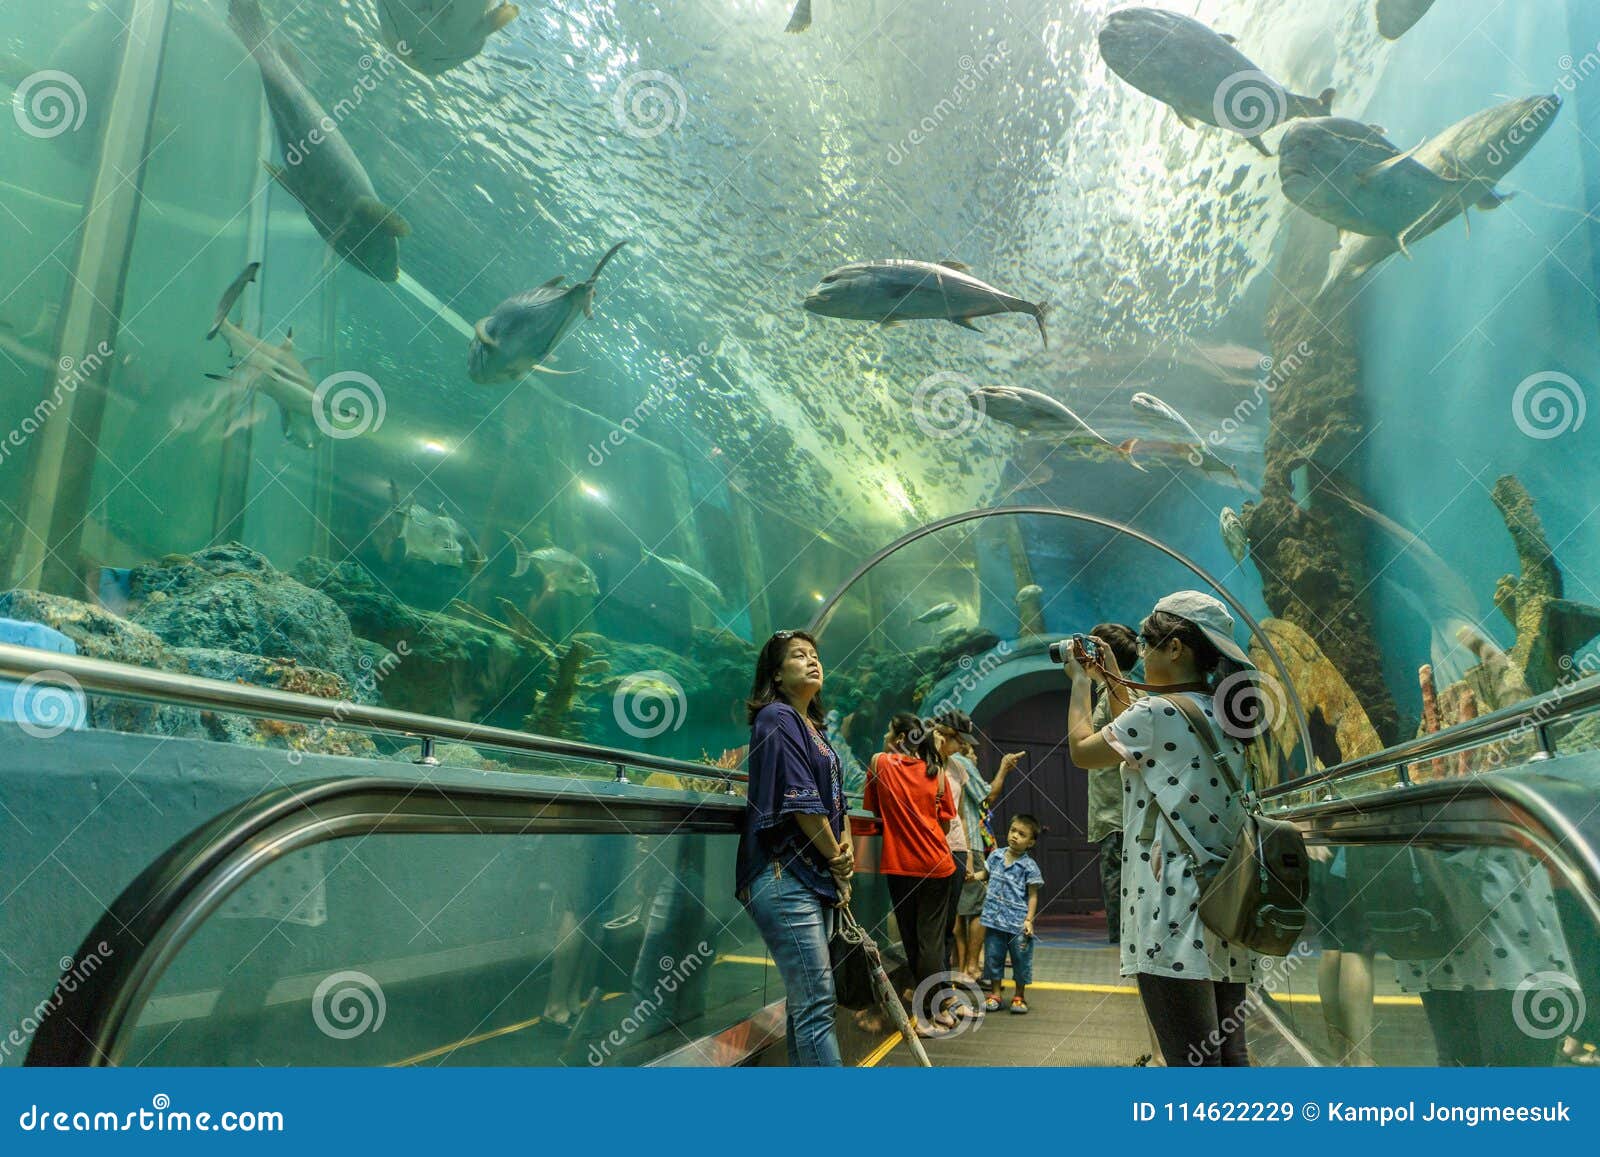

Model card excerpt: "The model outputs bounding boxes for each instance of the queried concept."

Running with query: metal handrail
[0,642,743,784]
[26,775,747,1066]
[1260,669,1600,799]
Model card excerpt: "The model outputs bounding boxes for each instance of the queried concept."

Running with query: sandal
[983,996,1001,1013]
[1010,997,1029,1014]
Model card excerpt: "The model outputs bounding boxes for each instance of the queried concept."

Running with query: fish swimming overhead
[803,260,1047,346]
[1220,506,1249,563]
[1128,392,1244,486]
[1278,118,1459,252]
[1376,0,1439,39]
[644,549,725,605]
[228,0,410,282]
[785,0,811,33]
[915,601,959,624]
[1318,95,1562,295]
[1016,584,1043,602]
[468,241,630,383]
[506,533,600,596]
[1097,7,1333,156]
[973,385,1145,470]
[376,1,520,76]
[205,263,320,448]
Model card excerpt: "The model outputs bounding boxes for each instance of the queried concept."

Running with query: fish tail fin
[504,531,530,577]
[1247,135,1273,158]
[785,0,812,33]
[1031,301,1048,348]
[586,240,631,286]
[1316,87,1335,116]
[1118,437,1149,472]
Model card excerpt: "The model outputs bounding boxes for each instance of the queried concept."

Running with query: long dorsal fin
[539,274,566,288]
[936,259,972,272]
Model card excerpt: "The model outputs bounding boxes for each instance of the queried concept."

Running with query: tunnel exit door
[975,689,1102,917]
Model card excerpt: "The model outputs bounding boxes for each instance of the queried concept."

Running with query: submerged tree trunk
[1241,216,1401,745]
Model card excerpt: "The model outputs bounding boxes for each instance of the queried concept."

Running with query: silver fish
[1129,392,1243,486]
[971,385,1142,469]
[1016,584,1043,601]
[645,549,724,605]
[1377,0,1439,40]
[803,259,1047,346]
[468,241,630,383]
[1098,7,1333,156]
[1319,95,1561,294]
[228,0,410,282]
[376,1,520,76]
[506,534,599,596]
[1278,118,1459,252]
[206,265,319,449]
[785,0,811,33]
[915,601,959,624]
[1220,507,1249,563]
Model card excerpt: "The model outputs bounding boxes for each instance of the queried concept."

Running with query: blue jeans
[982,927,1034,986]
[742,862,841,1067]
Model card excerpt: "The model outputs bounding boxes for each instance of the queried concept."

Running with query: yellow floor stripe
[389,992,628,1067]
[858,1032,903,1067]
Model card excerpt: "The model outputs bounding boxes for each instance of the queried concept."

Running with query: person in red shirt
[865,712,959,1036]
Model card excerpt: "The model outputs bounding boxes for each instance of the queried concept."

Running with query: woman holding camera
[1064,592,1258,1066]
[736,630,852,1066]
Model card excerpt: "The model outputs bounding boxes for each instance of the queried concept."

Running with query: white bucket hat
[1150,590,1252,666]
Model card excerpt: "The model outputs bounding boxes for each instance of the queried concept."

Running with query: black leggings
[1137,974,1251,1066]
[886,872,954,1017]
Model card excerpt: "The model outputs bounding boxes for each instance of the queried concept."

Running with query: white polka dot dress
[1104,694,1252,983]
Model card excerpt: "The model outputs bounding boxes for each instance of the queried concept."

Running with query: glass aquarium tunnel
[2,0,1600,1066]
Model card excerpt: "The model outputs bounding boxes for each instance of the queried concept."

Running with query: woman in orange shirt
[865,712,959,1036]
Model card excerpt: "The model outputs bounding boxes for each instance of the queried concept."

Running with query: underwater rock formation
[1241,214,1400,744]
[1247,618,1382,776]
[523,638,602,741]
[1489,474,1600,693]
[130,544,375,702]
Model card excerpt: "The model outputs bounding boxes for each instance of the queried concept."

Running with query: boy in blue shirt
[978,814,1044,1013]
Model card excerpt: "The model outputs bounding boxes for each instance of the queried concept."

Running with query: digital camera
[1048,634,1101,666]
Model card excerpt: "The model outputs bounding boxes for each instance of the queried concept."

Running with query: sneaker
[983,996,1002,1013]
[1010,997,1029,1014]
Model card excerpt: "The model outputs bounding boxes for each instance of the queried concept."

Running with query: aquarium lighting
[421,439,449,455]
[882,478,915,516]
[581,482,606,502]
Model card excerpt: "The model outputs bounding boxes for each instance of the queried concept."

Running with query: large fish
[645,549,725,605]
[1129,392,1244,487]
[468,241,630,383]
[1377,0,1438,40]
[228,0,410,282]
[803,260,1048,346]
[205,263,320,449]
[1220,506,1249,563]
[1279,118,1460,252]
[1319,95,1562,294]
[506,533,600,596]
[376,1,520,75]
[969,384,1142,469]
[914,601,959,624]
[785,0,811,33]
[1097,7,1333,157]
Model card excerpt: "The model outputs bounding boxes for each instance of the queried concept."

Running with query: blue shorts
[982,927,1033,986]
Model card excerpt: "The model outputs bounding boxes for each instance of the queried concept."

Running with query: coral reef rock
[1250,617,1383,776]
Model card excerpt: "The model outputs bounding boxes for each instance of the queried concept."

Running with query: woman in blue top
[736,629,853,1066]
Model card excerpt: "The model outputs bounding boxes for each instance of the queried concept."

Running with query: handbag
[1153,694,1310,956]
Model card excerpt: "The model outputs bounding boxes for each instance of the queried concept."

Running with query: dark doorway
[973,689,1101,917]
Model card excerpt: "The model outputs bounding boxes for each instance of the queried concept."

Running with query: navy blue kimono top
[736,701,846,900]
